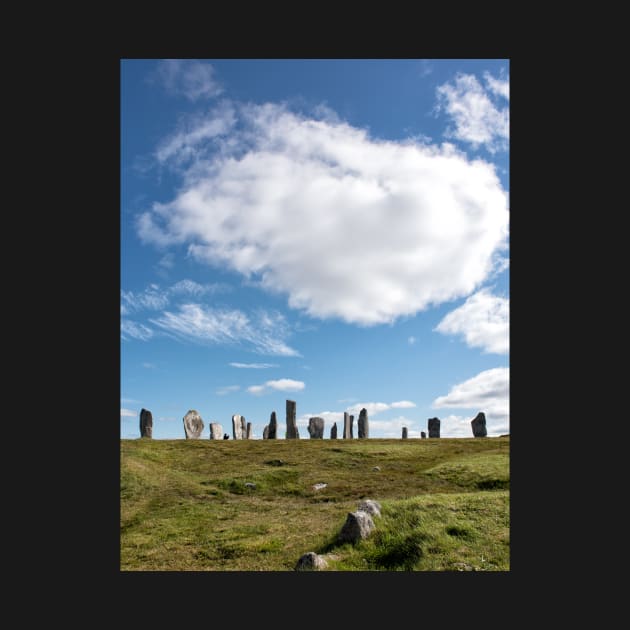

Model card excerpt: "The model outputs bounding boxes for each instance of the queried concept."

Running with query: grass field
[121,437,509,571]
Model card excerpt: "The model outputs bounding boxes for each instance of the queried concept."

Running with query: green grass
[121,437,509,571]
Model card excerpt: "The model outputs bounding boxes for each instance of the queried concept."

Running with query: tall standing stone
[246,422,253,439]
[209,423,223,439]
[421,431,427,439]
[330,422,338,439]
[183,410,204,439]
[232,414,244,440]
[139,408,153,438]
[241,416,247,438]
[358,408,369,439]
[471,412,487,437]
[402,427,408,439]
[350,415,355,438]
[286,400,299,439]
[428,417,440,438]
[268,412,278,439]
[263,425,269,439]
[343,412,352,439]
[308,417,325,439]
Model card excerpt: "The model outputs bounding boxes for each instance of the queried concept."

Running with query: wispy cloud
[435,288,509,354]
[432,367,509,435]
[121,279,223,314]
[229,362,278,369]
[418,60,433,78]
[121,320,154,341]
[407,336,417,345]
[346,400,416,416]
[150,305,300,356]
[120,408,136,418]
[137,101,508,325]
[247,378,305,395]
[153,59,223,101]
[390,400,416,409]
[435,71,509,152]
[216,385,240,395]
[142,362,156,369]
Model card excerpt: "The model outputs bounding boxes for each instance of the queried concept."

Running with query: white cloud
[137,102,509,325]
[150,304,299,356]
[158,253,175,269]
[120,408,136,418]
[436,72,509,152]
[216,385,240,395]
[419,60,433,78]
[121,280,222,315]
[483,72,509,100]
[229,362,278,369]
[142,362,156,369]
[408,336,417,345]
[154,59,223,101]
[390,400,416,409]
[435,288,509,354]
[121,320,154,341]
[371,416,419,438]
[248,378,305,395]
[432,367,509,436]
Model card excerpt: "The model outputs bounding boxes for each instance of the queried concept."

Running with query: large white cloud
[435,288,509,354]
[436,72,509,153]
[137,103,509,325]
[432,367,509,435]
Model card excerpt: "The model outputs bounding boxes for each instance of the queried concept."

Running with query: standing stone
[232,414,244,440]
[139,408,153,438]
[263,425,269,439]
[402,427,408,439]
[183,410,204,439]
[241,416,247,438]
[350,415,355,438]
[308,417,325,439]
[358,408,369,438]
[343,412,352,439]
[421,431,427,439]
[471,412,487,437]
[246,422,253,439]
[330,422,338,439]
[209,423,223,439]
[268,411,278,439]
[428,417,441,438]
[286,400,299,439]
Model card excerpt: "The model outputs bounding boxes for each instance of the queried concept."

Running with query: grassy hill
[121,437,509,571]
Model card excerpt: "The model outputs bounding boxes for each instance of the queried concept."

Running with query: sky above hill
[121,58,509,439]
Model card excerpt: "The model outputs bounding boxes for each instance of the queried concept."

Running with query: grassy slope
[121,437,509,571]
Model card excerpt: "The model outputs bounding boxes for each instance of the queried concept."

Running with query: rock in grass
[372,466,381,471]
[312,483,327,491]
[183,410,204,439]
[471,412,487,437]
[357,500,381,517]
[338,511,375,544]
[244,482,256,489]
[139,408,153,438]
[295,552,328,571]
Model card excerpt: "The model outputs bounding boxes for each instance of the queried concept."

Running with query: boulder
[357,500,381,517]
[338,511,375,544]
[295,552,328,571]
[183,410,204,439]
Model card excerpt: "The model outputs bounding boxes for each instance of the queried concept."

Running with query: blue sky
[121,59,509,440]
